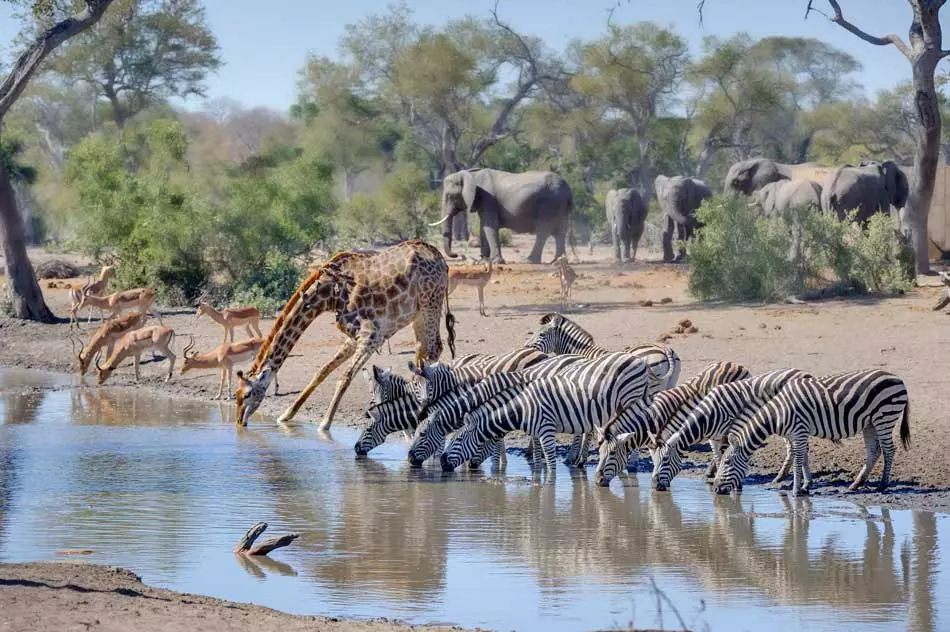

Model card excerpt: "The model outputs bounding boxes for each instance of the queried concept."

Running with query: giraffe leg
[245,324,254,340]
[319,339,378,431]
[252,321,263,338]
[276,339,357,425]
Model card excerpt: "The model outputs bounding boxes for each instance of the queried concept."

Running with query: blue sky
[2,1,947,113]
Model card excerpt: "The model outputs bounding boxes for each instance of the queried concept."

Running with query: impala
[194,302,263,344]
[95,325,177,385]
[180,336,279,399]
[75,287,160,328]
[69,265,116,325]
[70,311,147,376]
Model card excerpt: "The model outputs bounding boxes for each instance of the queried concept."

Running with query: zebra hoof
[793,488,810,497]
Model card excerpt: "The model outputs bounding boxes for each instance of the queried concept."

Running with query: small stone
[641,300,654,307]
[774,324,782,330]
[759,323,767,329]
[686,326,698,334]
[659,297,673,304]
[678,319,692,328]
[658,333,674,342]
[672,326,685,334]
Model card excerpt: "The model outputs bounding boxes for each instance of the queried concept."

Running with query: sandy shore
[2,241,950,512]
[0,562,472,632]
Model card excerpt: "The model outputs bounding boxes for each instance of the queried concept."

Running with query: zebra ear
[647,431,661,449]
[372,364,389,383]
[594,425,606,445]
[407,360,424,377]
[539,312,562,327]
[615,432,637,446]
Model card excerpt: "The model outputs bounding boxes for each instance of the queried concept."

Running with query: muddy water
[0,369,947,632]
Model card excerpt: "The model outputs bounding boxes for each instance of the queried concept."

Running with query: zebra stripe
[524,312,681,393]
[409,347,548,409]
[356,353,501,455]
[440,352,652,474]
[407,354,586,466]
[593,361,751,487]
[714,370,910,496]
[652,368,813,491]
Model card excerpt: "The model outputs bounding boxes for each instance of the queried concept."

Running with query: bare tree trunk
[0,167,55,322]
[696,139,717,179]
[907,54,941,273]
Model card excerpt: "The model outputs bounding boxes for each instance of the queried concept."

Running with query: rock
[774,325,782,330]
[660,297,673,304]
[657,333,674,342]
[640,300,654,307]
[672,326,685,334]
[759,323,767,329]
[685,326,698,334]
[678,318,692,328]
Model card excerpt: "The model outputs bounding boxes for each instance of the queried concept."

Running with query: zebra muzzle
[439,453,455,472]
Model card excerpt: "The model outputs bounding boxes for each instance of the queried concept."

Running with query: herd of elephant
[431,158,908,265]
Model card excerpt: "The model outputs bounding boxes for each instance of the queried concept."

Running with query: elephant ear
[462,170,479,213]
[885,161,909,209]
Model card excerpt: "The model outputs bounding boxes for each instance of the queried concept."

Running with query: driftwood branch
[233,521,300,556]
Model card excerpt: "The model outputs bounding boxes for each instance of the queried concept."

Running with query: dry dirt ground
[0,562,471,632]
[2,238,950,514]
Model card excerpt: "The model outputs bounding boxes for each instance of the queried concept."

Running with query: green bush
[499,228,512,246]
[688,195,914,302]
[230,252,305,316]
[687,195,792,301]
[334,165,438,244]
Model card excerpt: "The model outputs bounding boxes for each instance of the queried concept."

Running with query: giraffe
[235,240,456,430]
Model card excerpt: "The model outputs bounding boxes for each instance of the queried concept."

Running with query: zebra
[355,350,547,456]
[593,360,752,487]
[652,368,813,491]
[407,347,548,410]
[440,352,653,475]
[407,354,590,467]
[524,312,681,393]
[714,370,911,496]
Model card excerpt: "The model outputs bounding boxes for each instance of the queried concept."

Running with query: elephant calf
[655,175,712,263]
[750,179,822,219]
[605,188,647,263]
[821,160,909,224]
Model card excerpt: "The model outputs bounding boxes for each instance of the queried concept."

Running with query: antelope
[552,255,577,309]
[69,265,116,325]
[70,311,147,376]
[448,260,493,317]
[194,302,263,344]
[180,336,279,399]
[75,287,160,328]
[95,325,177,385]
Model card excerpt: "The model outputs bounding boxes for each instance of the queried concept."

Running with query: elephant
[820,160,909,224]
[431,168,574,264]
[724,158,794,196]
[605,188,647,263]
[654,175,713,263]
[750,179,823,219]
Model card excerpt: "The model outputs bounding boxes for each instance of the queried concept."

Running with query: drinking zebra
[652,368,813,491]
[408,354,591,467]
[355,349,547,455]
[440,352,653,476]
[714,370,910,496]
[593,360,751,487]
[524,312,681,393]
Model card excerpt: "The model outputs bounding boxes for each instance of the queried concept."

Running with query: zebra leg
[494,437,507,470]
[849,425,881,491]
[705,439,724,480]
[538,431,558,480]
[566,433,589,468]
[772,438,794,486]
[876,433,897,492]
[791,434,810,497]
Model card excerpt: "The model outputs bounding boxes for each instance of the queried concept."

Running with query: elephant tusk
[429,214,451,227]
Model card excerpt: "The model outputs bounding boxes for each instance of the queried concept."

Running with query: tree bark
[0,167,55,322]
[0,1,116,321]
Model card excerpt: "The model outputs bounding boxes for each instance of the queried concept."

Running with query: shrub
[687,195,792,301]
[688,196,915,302]
[499,228,512,246]
[230,252,305,316]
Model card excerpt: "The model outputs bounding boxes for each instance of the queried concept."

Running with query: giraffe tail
[444,289,457,359]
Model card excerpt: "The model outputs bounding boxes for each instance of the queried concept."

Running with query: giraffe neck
[252,292,339,377]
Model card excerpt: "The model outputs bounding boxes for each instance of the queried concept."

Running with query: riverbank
[0,562,471,632]
[3,241,950,512]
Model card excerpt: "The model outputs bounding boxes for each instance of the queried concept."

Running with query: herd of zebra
[357,312,911,496]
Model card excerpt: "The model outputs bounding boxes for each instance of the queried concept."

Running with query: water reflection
[0,373,945,632]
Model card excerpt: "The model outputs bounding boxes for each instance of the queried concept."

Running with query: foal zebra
[355,350,547,455]
[593,360,751,487]
[407,354,587,467]
[652,368,813,491]
[524,312,681,393]
[440,352,653,476]
[714,370,910,496]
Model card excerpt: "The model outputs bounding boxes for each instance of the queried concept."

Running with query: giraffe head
[235,368,274,425]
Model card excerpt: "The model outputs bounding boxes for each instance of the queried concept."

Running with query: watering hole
[0,368,947,632]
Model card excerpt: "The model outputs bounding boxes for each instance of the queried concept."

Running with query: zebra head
[713,445,749,495]
[652,441,684,491]
[408,410,447,467]
[356,397,415,456]
[524,312,594,354]
[407,360,449,407]
[364,365,403,407]
[440,415,482,471]
[594,430,639,487]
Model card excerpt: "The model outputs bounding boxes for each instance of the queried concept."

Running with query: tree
[48,0,220,129]
[1,0,116,322]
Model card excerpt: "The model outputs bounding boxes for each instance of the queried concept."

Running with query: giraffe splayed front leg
[275,338,357,425]
[319,338,381,431]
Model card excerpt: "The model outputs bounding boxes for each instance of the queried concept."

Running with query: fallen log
[233,522,300,556]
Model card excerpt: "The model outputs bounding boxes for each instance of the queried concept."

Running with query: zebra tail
[444,289,457,359]
[899,399,911,450]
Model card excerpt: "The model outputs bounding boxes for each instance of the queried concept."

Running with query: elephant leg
[630,224,645,263]
[479,225,491,260]
[622,237,632,262]
[612,230,622,263]
[553,226,567,261]
[662,216,676,263]
[526,224,551,264]
[482,224,505,264]
[674,222,689,263]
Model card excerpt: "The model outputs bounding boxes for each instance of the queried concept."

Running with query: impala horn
[183,335,197,360]
[94,351,104,372]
